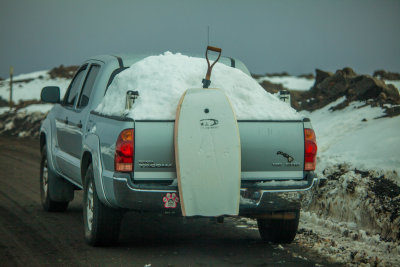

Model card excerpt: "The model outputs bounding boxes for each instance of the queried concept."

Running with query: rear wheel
[257,210,300,244]
[40,146,69,212]
[83,164,123,246]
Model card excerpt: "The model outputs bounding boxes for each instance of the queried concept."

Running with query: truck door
[55,64,88,181]
[68,63,101,157]
[55,63,102,182]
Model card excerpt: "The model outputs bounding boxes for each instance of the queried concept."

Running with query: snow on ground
[19,104,54,114]
[0,107,11,115]
[257,76,315,91]
[296,165,400,267]
[298,98,400,266]
[301,98,400,176]
[0,104,55,115]
[297,210,400,267]
[96,52,301,120]
[0,70,69,103]
[236,213,400,267]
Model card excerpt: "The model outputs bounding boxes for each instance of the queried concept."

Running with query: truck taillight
[304,128,317,171]
[115,129,134,172]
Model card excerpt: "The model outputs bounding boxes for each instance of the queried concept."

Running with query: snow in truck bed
[95,52,302,120]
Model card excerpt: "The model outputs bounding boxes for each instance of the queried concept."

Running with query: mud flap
[48,167,74,202]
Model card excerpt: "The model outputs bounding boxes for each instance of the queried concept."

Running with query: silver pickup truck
[39,53,318,246]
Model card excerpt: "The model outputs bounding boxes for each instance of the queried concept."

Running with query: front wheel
[257,210,300,244]
[83,164,123,246]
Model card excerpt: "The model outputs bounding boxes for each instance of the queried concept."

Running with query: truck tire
[40,145,70,212]
[83,164,123,246]
[257,210,300,244]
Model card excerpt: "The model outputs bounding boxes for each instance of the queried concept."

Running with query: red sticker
[163,192,179,208]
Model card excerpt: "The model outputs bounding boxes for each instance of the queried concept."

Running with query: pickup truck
[39,53,318,246]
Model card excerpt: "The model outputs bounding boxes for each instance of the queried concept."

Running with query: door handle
[87,120,93,132]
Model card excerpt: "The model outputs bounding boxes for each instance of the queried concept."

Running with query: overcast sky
[1,0,399,78]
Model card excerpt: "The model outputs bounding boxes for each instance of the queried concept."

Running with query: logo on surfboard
[200,119,219,129]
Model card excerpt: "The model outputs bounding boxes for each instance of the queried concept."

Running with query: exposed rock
[0,96,9,107]
[314,69,333,86]
[373,70,400,80]
[264,71,290,77]
[15,99,42,110]
[297,73,314,79]
[12,78,35,84]
[0,111,46,138]
[340,67,357,77]
[288,67,400,116]
[309,164,400,241]
[258,80,288,94]
[48,65,79,79]
[251,73,263,79]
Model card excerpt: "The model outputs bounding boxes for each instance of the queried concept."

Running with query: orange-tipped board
[175,88,241,217]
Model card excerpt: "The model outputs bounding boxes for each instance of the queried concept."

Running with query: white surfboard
[175,88,241,216]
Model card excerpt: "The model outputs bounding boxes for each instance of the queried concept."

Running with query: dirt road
[0,136,334,266]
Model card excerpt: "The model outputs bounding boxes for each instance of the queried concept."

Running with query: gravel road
[0,136,336,267]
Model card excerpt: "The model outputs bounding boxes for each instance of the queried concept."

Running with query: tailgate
[134,121,176,181]
[133,120,304,181]
[238,121,304,181]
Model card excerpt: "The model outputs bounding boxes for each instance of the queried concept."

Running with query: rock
[297,73,314,79]
[259,80,287,94]
[384,84,400,100]
[314,69,333,86]
[350,75,400,104]
[379,92,387,100]
[373,70,400,80]
[281,67,400,115]
[0,110,47,138]
[0,96,9,107]
[251,73,263,79]
[317,70,349,98]
[351,75,384,100]
[340,67,357,77]
[48,65,79,79]
[264,72,290,77]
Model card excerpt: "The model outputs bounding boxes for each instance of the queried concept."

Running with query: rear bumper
[102,172,318,216]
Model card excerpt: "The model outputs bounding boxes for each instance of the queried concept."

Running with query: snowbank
[19,104,54,114]
[95,52,301,120]
[301,97,400,175]
[0,70,69,103]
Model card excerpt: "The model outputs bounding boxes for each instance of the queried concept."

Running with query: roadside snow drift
[95,52,301,120]
[302,97,400,175]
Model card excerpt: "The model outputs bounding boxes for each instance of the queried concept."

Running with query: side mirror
[41,86,60,103]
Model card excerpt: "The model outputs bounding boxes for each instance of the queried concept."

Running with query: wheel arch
[81,151,92,185]
[82,134,113,207]
[40,132,46,152]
